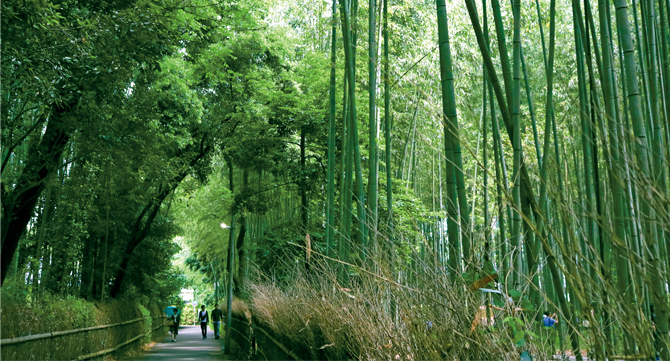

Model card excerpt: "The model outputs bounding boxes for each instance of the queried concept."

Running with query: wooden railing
[0,314,166,360]
[226,307,301,361]
[254,324,302,361]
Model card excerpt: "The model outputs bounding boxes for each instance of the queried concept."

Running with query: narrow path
[133,325,230,361]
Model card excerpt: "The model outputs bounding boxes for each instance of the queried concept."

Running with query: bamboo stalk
[326,0,338,260]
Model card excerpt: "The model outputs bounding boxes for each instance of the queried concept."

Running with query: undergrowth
[248,249,529,360]
[0,291,164,361]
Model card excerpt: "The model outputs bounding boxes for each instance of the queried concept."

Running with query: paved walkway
[133,325,230,361]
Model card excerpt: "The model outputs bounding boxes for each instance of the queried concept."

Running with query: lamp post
[221,216,236,354]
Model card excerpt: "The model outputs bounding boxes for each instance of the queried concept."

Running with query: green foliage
[4,0,669,358]
[503,316,527,347]
[1,0,267,299]
[177,171,233,262]
[254,220,307,282]
[0,277,31,304]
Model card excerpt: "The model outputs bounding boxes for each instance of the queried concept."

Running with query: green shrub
[181,303,196,326]
[138,304,152,344]
[0,295,165,360]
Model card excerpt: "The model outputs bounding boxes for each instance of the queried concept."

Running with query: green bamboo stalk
[367,0,378,244]
[327,0,338,260]
[463,0,563,297]
[573,0,600,301]
[383,0,393,251]
[341,108,353,283]
[608,12,636,354]
[491,0,513,108]
[482,0,490,269]
[352,82,368,262]
[612,0,670,356]
[339,46,352,283]
[617,36,646,346]
[408,112,418,191]
[567,120,589,270]
[436,0,471,269]
[340,0,368,261]
[492,88,513,285]
[534,0,548,70]
[659,0,670,274]
[409,124,417,192]
[642,0,664,185]
[468,0,529,285]
[597,0,633,352]
[511,0,522,289]
[535,0,557,256]
[646,0,670,350]
[661,0,670,193]
[521,200,540,308]
[436,0,463,274]
[338,64,350,245]
[643,0,669,279]
[548,32,575,354]
[582,1,613,354]
[632,0,654,159]
[536,0,583,355]
[520,48,542,171]
[534,0,560,299]
[453,119,472,269]
[491,84,508,280]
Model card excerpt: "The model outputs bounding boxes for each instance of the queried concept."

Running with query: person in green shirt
[211,304,224,339]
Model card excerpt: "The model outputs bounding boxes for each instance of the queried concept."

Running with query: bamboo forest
[2,0,670,359]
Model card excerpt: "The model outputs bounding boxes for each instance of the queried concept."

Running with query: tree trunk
[1,98,75,285]
[109,144,211,297]
[234,214,247,295]
[235,170,249,294]
[31,182,54,299]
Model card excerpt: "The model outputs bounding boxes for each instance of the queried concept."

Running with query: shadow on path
[133,325,231,361]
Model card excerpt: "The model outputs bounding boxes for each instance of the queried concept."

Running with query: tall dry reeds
[248,247,522,360]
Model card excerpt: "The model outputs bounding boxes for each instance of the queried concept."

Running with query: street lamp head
[221,222,229,229]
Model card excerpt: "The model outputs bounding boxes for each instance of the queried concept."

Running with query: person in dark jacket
[198,305,209,339]
[211,304,223,339]
[169,309,181,342]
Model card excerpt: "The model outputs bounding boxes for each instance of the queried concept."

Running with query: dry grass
[248,251,520,360]
[221,297,252,321]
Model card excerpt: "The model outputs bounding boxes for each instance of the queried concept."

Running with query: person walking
[198,305,209,339]
[211,304,223,339]
[169,308,181,342]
